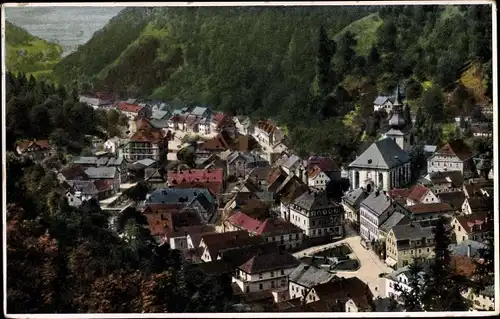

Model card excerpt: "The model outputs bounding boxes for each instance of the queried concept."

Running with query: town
[12,84,494,312]
[5,3,495,315]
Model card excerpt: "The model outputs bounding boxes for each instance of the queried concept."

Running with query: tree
[49,129,71,150]
[123,181,152,202]
[395,257,424,311]
[403,104,412,128]
[30,104,53,138]
[313,26,336,97]
[405,78,422,100]
[421,217,469,311]
[377,18,397,53]
[421,87,445,123]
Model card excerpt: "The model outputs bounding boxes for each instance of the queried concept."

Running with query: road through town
[292,225,393,298]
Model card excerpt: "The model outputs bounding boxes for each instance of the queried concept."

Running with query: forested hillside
[5,21,63,82]
[52,5,492,162]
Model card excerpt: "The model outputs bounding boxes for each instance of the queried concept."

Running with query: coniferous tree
[421,217,469,311]
[403,104,412,128]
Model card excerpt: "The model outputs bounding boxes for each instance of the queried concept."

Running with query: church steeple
[389,85,405,128]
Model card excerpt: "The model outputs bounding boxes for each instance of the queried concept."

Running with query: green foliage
[395,258,425,311]
[5,21,62,81]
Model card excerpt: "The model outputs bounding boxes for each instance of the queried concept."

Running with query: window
[259,273,263,279]
[458,226,461,231]
[427,248,430,252]
[281,270,285,275]
[312,230,316,235]
[295,234,299,240]
[404,251,407,255]
[312,221,316,226]
[418,249,422,254]
[270,271,275,277]
[259,284,263,290]
[410,250,414,255]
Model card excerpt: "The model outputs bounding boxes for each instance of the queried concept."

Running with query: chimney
[467,244,471,258]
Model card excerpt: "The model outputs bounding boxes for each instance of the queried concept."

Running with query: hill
[5,21,62,82]
[333,13,383,56]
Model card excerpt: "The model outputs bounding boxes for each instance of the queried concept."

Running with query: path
[293,224,392,298]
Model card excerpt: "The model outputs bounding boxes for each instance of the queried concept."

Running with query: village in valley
[5,3,495,315]
[14,84,494,312]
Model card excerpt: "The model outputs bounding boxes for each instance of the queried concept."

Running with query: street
[292,224,392,298]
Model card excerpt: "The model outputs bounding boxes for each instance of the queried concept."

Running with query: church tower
[384,85,412,152]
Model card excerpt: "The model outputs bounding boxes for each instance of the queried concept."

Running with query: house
[349,138,411,192]
[64,181,95,206]
[198,118,212,135]
[382,87,413,152]
[280,154,303,177]
[16,139,54,159]
[223,212,304,250]
[373,85,406,112]
[341,188,369,226]
[234,116,254,135]
[145,188,216,223]
[470,123,493,138]
[437,191,467,211]
[167,225,216,250]
[118,101,144,120]
[149,109,172,130]
[427,139,476,178]
[463,179,493,198]
[246,166,272,190]
[463,286,495,311]
[190,106,210,119]
[461,196,493,215]
[307,166,331,190]
[198,231,264,262]
[303,277,375,312]
[288,264,334,300]
[199,133,231,152]
[385,222,435,269]
[384,266,426,301]
[227,151,269,178]
[405,184,440,206]
[406,202,456,222]
[167,168,224,194]
[211,113,235,133]
[359,191,412,244]
[79,95,114,109]
[232,251,300,293]
[421,171,464,194]
[84,166,120,195]
[281,190,344,239]
[307,156,341,181]
[452,239,488,259]
[120,122,166,161]
[253,120,284,146]
[58,165,89,182]
[451,212,492,244]
[232,134,260,153]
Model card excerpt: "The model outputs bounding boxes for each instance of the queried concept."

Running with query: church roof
[349,138,410,170]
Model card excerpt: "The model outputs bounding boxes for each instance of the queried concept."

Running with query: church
[349,86,413,192]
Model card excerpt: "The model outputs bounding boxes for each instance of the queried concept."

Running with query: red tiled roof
[256,120,277,135]
[130,127,165,144]
[136,118,154,131]
[407,202,454,215]
[17,139,52,151]
[200,134,230,151]
[255,218,303,236]
[307,156,340,172]
[168,168,224,185]
[94,179,113,192]
[144,211,174,236]
[407,184,431,203]
[436,139,475,161]
[267,167,285,184]
[226,211,262,233]
[118,102,143,113]
[60,165,89,180]
[389,188,411,199]
[455,212,492,234]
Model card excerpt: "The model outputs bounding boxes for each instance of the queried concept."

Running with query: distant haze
[5,6,124,57]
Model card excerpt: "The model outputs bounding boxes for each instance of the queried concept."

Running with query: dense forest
[6,73,241,313]
[51,5,492,162]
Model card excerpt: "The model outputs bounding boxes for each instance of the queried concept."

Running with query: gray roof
[79,96,112,106]
[452,239,487,258]
[106,157,124,166]
[288,263,333,289]
[424,145,437,153]
[392,223,434,241]
[73,156,108,166]
[151,110,170,120]
[361,191,408,217]
[342,188,368,208]
[379,211,410,232]
[191,106,209,117]
[374,96,390,105]
[84,167,117,179]
[293,191,335,211]
[349,138,410,169]
[149,118,167,129]
[480,285,495,297]
[134,158,156,167]
[145,188,215,205]
[126,99,137,104]
[66,180,97,195]
[281,154,301,169]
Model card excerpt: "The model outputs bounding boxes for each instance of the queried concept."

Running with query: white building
[349,138,411,193]
[288,263,334,300]
[384,266,425,302]
[307,166,331,190]
[359,191,411,243]
[427,139,476,177]
[281,190,344,239]
[382,86,413,153]
[232,251,300,293]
